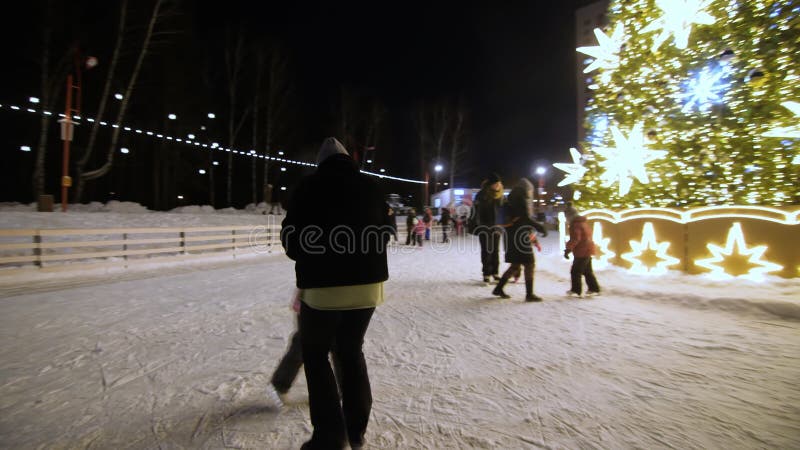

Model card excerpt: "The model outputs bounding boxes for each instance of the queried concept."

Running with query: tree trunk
[32,17,52,200]
[74,0,127,202]
[450,106,464,190]
[81,0,164,182]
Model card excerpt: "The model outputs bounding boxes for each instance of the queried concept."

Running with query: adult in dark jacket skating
[473,173,505,282]
[492,178,547,301]
[281,137,392,449]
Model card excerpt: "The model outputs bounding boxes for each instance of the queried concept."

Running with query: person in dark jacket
[281,137,392,450]
[405,208,417,245]
[439,207,452,243]
[564,215,600,297]
[387,207,398,243]
[492,178,547,301]
[473,173,505,283]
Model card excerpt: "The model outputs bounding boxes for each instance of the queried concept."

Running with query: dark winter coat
[474,186,504,230]
[501,183,546,264]
[566,215,595,258]
[439,208,451,226]
[281,153,392,289]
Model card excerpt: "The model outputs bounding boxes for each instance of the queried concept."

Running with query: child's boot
[525,280,542,302]
[492,276,511,298]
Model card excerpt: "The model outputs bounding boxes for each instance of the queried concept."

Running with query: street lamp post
[434,163,443,195]
[535,166,547,218]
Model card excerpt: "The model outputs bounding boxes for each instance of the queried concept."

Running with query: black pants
[571,257,600,294]
[405,229,413,245]
[441,225,449,242]
[300,302,375,448]
[271,326,303,394]
[479,231,501,276]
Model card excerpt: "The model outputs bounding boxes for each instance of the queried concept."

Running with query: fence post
[33,230,42,268]
[232,229,237,259]
[123,233,128,269]
[180,230,186,255]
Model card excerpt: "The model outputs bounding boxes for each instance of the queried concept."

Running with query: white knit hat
[316,137,349,164]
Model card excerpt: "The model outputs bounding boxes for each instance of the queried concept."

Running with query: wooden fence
[0,225,282,276]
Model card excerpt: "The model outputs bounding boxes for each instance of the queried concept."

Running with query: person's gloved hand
[563,249,571,260]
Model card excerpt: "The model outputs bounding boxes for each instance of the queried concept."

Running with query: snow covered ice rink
[1,222,799,449]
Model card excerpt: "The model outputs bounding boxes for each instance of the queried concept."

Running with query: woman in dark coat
[492,178,547,301]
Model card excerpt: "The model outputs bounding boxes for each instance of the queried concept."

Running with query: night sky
[2,0,593,205]
[197,0,587,182]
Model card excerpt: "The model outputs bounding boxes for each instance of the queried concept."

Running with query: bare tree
[79,0,167,187]
[260,46,291,205]
[223,26,250,207]
[448,101,470,190]
[32,0,71,200]
[73,0,128,202]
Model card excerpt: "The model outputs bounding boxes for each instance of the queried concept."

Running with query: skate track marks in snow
[1,236,799,448]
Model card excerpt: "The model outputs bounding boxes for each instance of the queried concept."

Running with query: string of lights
[0,102,428,185]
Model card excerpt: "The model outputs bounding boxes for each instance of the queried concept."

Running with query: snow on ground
[0,211,799,449]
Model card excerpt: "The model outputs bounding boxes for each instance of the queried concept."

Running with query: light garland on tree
[593,123,668,196]
[576,23,626,83]
[695,222,782,281]
[641,0,716,52]
[552,147,588,187]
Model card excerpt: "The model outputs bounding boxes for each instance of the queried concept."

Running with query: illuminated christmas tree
[557,0,800,208]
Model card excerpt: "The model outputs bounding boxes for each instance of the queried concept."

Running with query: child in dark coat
[492,178,547,301]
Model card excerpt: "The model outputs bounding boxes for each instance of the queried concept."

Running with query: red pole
[61,74,73,212]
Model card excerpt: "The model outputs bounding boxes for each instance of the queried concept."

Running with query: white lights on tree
[641,0,715,51]
[695,222,782,281]
[576,23,626,81]
[553,147,589,187]
[593,123,668,196]
[763,101,800,138]
[681,65,729,113]
[621,222,680,275]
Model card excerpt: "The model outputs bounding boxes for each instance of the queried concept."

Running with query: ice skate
[566,290,582,298]
[585,290,600,298]
[492,285,510,299]
[266,383,285,409]
[525,293,542,302]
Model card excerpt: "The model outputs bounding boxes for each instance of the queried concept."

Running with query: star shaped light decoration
[642,0,715,52]
[621,222,680,275]
[553,147,589,187]
[593,123,668,196]
[695,222,782,282]
[681,66,730,113]
[591,221,615,270]
[763,101,800,138]
[577,23,626,82]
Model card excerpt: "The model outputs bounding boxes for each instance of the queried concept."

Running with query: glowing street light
[120,147,129,154]
[207,112,216,119]
[20,145,31,152]
[536,166,546,176]
[177,195,184,200]
[278,151,284,156]
[280,167,287,172]
[198,169,206,175]
[29,97,40,104]
[280,186,287,191]
[379,168,386,173]
[168,113,177,120]
[213,161,219,166]
[434,164,443,172]
[366,159,373,164]
[187,134,195,139]
[114,93,123,100]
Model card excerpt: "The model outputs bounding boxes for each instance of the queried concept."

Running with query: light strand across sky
[0,102,428,185]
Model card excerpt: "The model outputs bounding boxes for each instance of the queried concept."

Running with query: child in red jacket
[564,215,600,297]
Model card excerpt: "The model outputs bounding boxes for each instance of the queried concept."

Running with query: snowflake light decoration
[621,222,680,275]
[763,101,800,138]
[577,23,626,82]
[695,222,782,282]
[593,123,668,196]
[681,66,730,113]
[553,147,588,187]
[591,221,615,270]
[642,0,716,52]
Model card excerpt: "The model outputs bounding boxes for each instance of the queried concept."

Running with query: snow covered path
[1,235,799,449]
